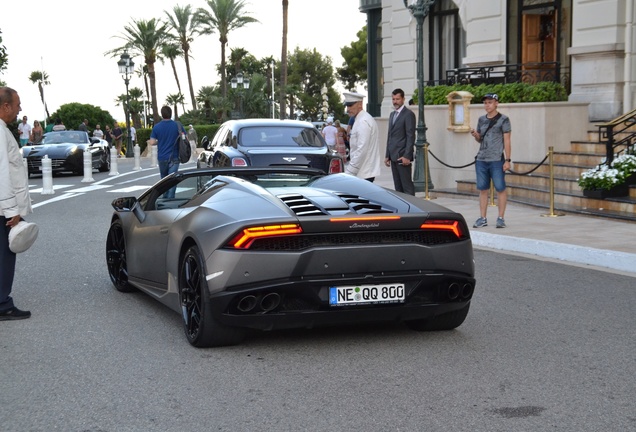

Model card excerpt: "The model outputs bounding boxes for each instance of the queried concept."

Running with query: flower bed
[578,153,636,197]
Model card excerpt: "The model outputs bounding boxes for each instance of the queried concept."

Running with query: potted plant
[578,153,636,199]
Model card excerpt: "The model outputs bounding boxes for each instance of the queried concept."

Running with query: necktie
[393,110,399,125]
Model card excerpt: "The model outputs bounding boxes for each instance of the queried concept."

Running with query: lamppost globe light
[231,71,249,118]
[117,50,135,158]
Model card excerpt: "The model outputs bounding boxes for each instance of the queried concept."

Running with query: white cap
[326,117,334,124]
[8,221,39,253]
[343,92,365,106]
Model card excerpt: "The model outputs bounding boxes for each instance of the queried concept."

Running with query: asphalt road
[1,165,634,431]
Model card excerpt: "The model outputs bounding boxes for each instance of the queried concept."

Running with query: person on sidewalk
[470,93,512,228]
[343,92,381,182]
[187,124,198,163]
[17,115,31,147]
[384,88,416,195]
[0,87,33,320]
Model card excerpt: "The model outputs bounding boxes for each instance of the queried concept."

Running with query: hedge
[413,81,568,105]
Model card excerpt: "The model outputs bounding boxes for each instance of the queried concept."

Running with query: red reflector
[232,158,248,167]
[421,220,463,238]
[230,224,303,249]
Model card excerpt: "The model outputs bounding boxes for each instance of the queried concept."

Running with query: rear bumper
[208,272,475,331]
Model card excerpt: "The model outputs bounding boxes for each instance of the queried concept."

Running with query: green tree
[166,92,185,120]
[164,4,200,110]
[337,26,367,91]
[196,0,259,99]
[108,18,170,125]
[0,29,8,75]
[286,47,339,120]
[127,87,145,129]
[279,0,288,119]
[28,71,50,119]
[50,103,115,134]
[197,85,232,123]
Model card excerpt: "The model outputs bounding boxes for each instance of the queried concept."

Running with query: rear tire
[405,303,470,331]
[179,245,245,348]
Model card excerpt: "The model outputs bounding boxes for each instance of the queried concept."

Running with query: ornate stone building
[360,0,636,121]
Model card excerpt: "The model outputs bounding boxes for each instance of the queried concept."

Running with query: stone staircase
[435,129,636,222]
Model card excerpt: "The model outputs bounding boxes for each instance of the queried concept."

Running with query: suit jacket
[385,106,416,162]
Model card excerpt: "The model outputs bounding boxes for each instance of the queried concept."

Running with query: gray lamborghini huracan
[106,167,475,348]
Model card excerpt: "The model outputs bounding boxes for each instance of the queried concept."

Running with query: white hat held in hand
[9,221,39,253]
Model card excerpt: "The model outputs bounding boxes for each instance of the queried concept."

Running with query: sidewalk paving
[373,166,636,277]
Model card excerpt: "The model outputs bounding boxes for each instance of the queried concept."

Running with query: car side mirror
[202,136,211,150]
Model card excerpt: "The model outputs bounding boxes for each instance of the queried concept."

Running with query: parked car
[106,167,476,348]
[21,131,111,176]
[197,119,343,174]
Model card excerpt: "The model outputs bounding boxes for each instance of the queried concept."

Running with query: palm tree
[166,92,185,120]
[280,0,288,119]
[28,71,50,119]
[161,42,184,97]
[128,87,145,128]
[196,0,259,99]
[164,4,200,110]
[108,18,170,125]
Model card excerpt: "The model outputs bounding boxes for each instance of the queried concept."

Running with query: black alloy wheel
[106,219,134,292]
[179,245,245,348]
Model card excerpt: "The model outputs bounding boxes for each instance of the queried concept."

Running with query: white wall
[376,102,590,190]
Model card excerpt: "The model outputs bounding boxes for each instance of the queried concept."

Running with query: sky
[0,0,367,124]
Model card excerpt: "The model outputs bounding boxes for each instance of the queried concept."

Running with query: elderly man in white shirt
[342,92,381,182]
[0,87,33,320]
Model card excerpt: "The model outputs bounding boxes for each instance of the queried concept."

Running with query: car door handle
[160,227,169,234]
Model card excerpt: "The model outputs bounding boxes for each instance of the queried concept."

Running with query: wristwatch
[505,158,511,162]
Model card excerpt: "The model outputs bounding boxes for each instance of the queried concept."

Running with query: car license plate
[329,283,405,306]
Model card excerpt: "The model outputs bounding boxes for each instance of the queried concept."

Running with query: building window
[428,0,466,84]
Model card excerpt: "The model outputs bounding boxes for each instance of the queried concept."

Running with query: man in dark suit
[384,88,416,195]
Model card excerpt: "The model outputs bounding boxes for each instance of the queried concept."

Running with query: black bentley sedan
[197,119,344,174]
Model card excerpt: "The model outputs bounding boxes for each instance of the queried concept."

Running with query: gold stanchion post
[488,181,496,207]
[541,146,565,217]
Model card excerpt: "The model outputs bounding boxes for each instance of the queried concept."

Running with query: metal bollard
[133,144,141,171]
[150,145,158,167]
[109,147,119,176]
[81,148,94,182]
[41,155,55,195]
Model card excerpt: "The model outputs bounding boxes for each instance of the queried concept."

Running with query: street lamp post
[404,0,435,191]
[230,71,250,119]
[117,51,135,157]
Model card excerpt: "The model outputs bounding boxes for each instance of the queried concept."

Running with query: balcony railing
[597,109,636,164]
[426,62,570,92]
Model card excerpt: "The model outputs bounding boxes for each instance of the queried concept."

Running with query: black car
[21,131,110,176]
[197,119,344,174]
[106,167,475,348]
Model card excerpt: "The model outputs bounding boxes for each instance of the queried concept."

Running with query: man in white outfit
[343,92,381,182]
[187,124,198,163]
[0,87,33,320]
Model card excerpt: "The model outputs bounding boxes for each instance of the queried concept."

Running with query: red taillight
[232,158,248,167]
[229,224,303,249]
[421,220,464,238]
[329,158,343,173]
